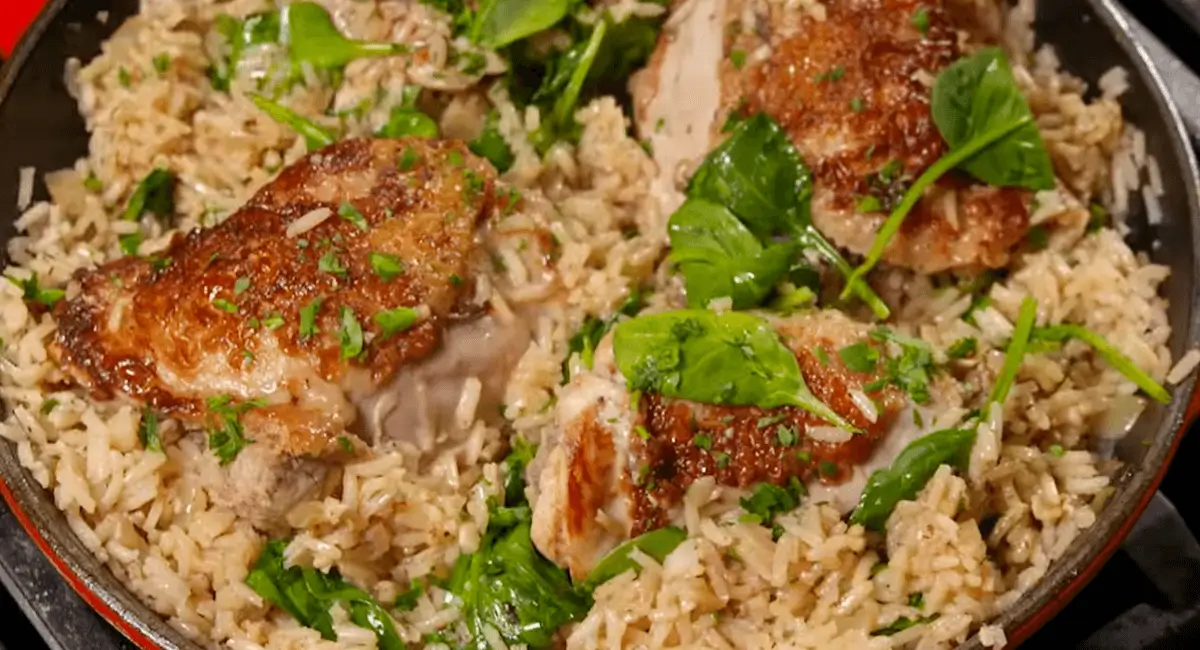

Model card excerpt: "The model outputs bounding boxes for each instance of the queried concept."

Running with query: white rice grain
[285,207,332,238]
[1167,348,1200,384]
[17,167,34,210]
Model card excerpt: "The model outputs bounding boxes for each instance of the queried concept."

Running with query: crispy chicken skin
[531,310,906,580]
[633,0,1030,274]
[50,138,501,523]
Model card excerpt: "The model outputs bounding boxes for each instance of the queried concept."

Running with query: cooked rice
[16,167,34,210]
[0,0,1188,649]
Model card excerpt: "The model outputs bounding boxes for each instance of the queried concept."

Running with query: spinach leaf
[449,444,590,649]
[119,168,177,256]
[250,93,338,150]
[681,114,889,318]
[246,540,404,650]
[842,48,1054,303]
[503,436,537,507]
[473,0,572,49]
[612,310,854,430]
[849,428,976,531]
[580,527,687,591]
[990,296,1038,405]
[849,297,1040,530]
[931,49,1055,189]
[284,2,407,69]
[668,199,796,310]
[6,272,65,307]
[469,110,515,172]
[376,107,439,139]
[871,614,940,637]
[562,287,647,382]
[1030,324,1169,404]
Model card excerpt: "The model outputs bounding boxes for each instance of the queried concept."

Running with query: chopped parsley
[205,395,262,464]
[118,67,132,88]
[729,49,747,70]
[318,250,347,278]
[449,273,464,286]
[1027,225,1050,251]
[856,194,883,213]
[1048,444,1065,457]
[908,592,925,609]
[850,96,866,113]
[233,276,251,295]
[338,435,354,453]
[447,150,465,168]
[212,298,238,314]
[397,146,420,171]
[815,65,845,83]
[152,53,171,74]
[693,434,713,450]
[374,306,420,340]
[138,407,163,452]
[819,461,839,477]
[338,307,365,359]
[40,398,59,415]
[369,252,404,281]
[634,425,651,440]
[862,327,936,404]
[739,478,805,528]
[713,450,731,468]
[83,173,103,192]
[337,202,369,231]
[261,313,285,330]
[776,425,798,447]
[814,346,831,367]
[393,579,424,612]
[871,614,940,637]
[947,337,978,359]
[299,298,323,340]
[911,6,930,35]
[1086,203,1109,233]
[839,342,880,373]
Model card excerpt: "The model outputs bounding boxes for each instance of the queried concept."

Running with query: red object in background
[2,0,47,57]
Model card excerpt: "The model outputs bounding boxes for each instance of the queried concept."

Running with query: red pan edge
[0,479,162,650]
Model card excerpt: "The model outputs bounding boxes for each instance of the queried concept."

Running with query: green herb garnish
[375,307,420,340]
[338,307,365,359]
[138,407,163,452]
[249,93,337,151]
[1029,323,1170,403]
[369,252,404,281]
[337,202,369,231]
[205,395,262,464]
[6,273,65,307]
[947,337,978,359]
[469,110,515,173]
[581,527,687,591]
[843,48,1054,303]
[299,298,323,340]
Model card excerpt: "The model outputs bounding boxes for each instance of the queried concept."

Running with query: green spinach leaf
[376,107,439,139]
[246,540,404,650]
[1030,324,1170,404]
[668,199,796,310]
[284,2,407,69]
[681,114,889,318]
[843,48,1054,303]
[449,444,590,650]
[473,0,572,49]
[250,93,338,150]
[6,272,66,307]
[849,427,976,531]
[612,310,854,430]
[580,527,687,591]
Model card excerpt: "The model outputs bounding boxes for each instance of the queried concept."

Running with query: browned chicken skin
[634,0,1030,274]
[50,138,504,523]
[532,310,912,580]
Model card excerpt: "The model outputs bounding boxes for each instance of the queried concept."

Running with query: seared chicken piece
[51,138,512,524]
[632,0,1030,274]
[531,310,937,580]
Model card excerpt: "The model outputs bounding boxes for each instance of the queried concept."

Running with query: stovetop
[2,2,1200,650]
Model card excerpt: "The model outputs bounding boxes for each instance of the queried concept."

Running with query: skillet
[0,0,1197,648]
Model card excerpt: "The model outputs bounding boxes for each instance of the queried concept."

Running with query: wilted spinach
[849,297,1040,530]
[675,114,889,318]
[843,48,1054,301]
[1030,324,1170,404]
[612,310,854,430]
[375,88,439,139]
[250,93,338,150]
[562,287,647,382]
[469,110,515,172]
[246,540,404,650]
[580,527,687,591]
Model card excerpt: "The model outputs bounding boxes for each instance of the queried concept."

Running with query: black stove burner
[2,1,1200,649]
